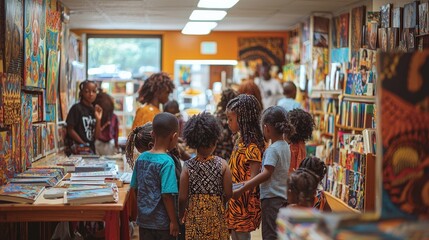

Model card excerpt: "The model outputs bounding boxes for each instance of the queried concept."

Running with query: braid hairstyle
[78,80,97,100]
[287,108,315,144]
[299,156,327,182]
[94,92,114,126]
[137,72,175,104]
[261,106,295,138]
[217,88,239,113]
[183,112,222,149]
[125,122,153,169]
[226,94,265,150]
[288,168,319,207]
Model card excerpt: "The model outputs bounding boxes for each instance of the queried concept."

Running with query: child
[234,106,294,240]
[299,157,330,211]
[93,92,119,155]
[132,72,175,131]
[179,112,232,239]
[130,113,180,240]
[214,88,239,161]
[287,168,320,208]
[66,80,103,156]
[225,94,265,240]
[125,122,153,169]
[164,100,185,138]
[286,108,315,173]
[277,81,302,112]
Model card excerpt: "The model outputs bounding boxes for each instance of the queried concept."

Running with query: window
[86,35,162,80]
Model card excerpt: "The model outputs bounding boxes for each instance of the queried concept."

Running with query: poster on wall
[378,51,429,219]
[238,37,285,70]
[179,65,192,85]
[2,74,21,125]
[24,0,46,88]
[5,0,24,75]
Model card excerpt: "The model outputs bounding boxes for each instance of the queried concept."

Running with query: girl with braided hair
[225,94,265,240]
[131,72,175,131]
[299,157,330,211]
[287,168,320,208]
[233,106,294,240]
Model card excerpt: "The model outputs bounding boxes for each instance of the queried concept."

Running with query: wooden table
[0,185,131,240]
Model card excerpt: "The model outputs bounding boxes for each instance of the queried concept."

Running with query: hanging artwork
[179,65,192,85]
[0,130,12,185]
[378,28,388,52]
[367,22,378,50]
[378,50,429,219]
[2,74,21,125]
[312,47,329,87]
[45,8,60,104]
[419,2,428,34]
[45,51,58,121]
[339,13,349,48]
[11,123,20,174]
[392,7,403,28]
[380,4,392,28]
[5,0,24,75]
[21,92,33,168]
[404,1,418,29]
[367,11,380,26]
[24,0,46,88]
[387,28,399,51]
[238,37,285,68]
[351,6,366,54]
[332,16,339,48]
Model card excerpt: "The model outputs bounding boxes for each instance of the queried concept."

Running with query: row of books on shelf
[310,98,338,115]
[324,163,366,211]
[314,114,335,136]
[338,102,375,129]
[338,130,376,155]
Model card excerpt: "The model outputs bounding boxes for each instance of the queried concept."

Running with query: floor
[131,226,263,240]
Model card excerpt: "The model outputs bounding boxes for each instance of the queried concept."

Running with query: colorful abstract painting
[0,130,12,185]
[238,37,285,68]
[351,6,366,55]
[45,8,60,104]
[2,74,21,125]
[24,0,46,88]
[11,123,21,173]
[45,122,56,154]
[378,50,429,219]
[5,0,24,75]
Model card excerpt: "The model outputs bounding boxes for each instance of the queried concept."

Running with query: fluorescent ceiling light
[197,0,239,9]
[182,22,217,35]
[189,10,227,21]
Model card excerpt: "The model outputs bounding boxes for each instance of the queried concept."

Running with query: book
[0,184,45,204]
[9,177,58,187]
[65,188,117,205]
[44,184,113,199]
[70,171,117,178]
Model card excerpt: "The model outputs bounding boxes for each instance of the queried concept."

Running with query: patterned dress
[185,156,229,240]
[289,141,306,173]
[226,139,263,232]
[213,111,234,161]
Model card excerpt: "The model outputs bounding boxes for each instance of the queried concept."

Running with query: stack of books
[0,184,45,204]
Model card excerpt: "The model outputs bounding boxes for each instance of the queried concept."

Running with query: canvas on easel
[377,50,429,219]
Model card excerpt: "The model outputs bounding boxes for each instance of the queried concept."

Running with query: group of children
[66,73,327,240]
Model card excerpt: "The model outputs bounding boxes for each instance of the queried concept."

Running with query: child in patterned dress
[178,112,232,240]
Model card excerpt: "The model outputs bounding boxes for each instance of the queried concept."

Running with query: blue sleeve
[130,161,138,188]
[263,146,278,167]
[160,158,178,194]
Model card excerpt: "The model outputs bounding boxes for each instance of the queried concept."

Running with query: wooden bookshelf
[341,94,376,103]
[335,124,366,132]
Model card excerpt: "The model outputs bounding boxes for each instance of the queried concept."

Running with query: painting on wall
[2,74,21,125]
[367,11,380,26]
[339,13,349,48]
[238,37,285,70]
[380,3,392,28]
[378,28,388,52]
[332,16,339,48]
[419,2,428,34]
[351,6,366,54]
[45,8,60,104]
[21,92,33,169]
[5,0,24,75]
[45,122,56,155]
[387,28,399,51]
[378,50,429,219]
[24,0,46,88]
[367,22,378,50]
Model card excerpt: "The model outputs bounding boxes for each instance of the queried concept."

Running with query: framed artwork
[351,6,366,53]
[332,16,339,48]
[313,32,329,48]
[399,29,408,52]
[367,11,381,26]
[313,16,330,33]
[5,0,24,75]
[24,0,47,88]
[45,122,56,155]
[407,29,416,52]
[404,1,419,29]
[57,123,67,151]
[378,50,429,219]
[419,2,428,34]
[380,4,392,28]
[367,22,378,50]
[339,13,349,48]
[392,7,403,28]
[2,74,21,125]
[378,28,388,52]
[387,28,399,51]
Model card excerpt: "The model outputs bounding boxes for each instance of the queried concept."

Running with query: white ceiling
[61,0,364,31]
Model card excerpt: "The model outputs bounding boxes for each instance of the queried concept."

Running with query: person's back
[94,92,119,155]
[130,112,180,240]
[257,65,283,109]
[277,81,302,112]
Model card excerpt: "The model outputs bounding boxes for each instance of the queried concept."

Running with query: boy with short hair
[130,112,180,240]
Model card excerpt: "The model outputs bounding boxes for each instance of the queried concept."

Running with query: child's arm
[67,125,85,144]
[94,104,103,139]
[233,164,274,199]
[161,194,179,237]
[178,165,189,221]
[222,159,233,201]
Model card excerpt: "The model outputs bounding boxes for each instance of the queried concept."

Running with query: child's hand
[232,187,245,200]
[94,104,103,120]
[170,221,179,237]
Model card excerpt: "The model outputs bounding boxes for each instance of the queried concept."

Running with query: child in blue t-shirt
[130,112,180,240]
[233,106,294,240]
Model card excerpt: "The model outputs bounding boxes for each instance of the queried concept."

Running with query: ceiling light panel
[181,21,218,35]
[189,10,227,20]
[197,0,239,9]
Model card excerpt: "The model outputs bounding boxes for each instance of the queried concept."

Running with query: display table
[0,184,131,240]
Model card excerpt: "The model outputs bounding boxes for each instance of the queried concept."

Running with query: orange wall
[72,29,289,76]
